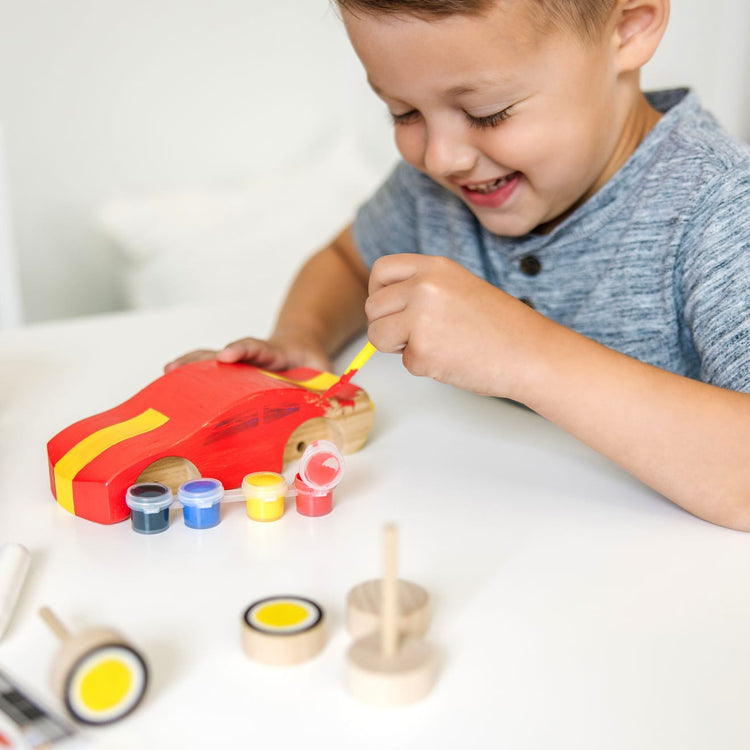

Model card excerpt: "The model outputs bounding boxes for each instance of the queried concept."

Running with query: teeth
[469,175,510,194]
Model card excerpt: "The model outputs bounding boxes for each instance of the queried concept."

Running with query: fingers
[165,337,333,374]
[164,339,288,373]
[364,253,518,393]
[366,254,451,355]
[366,314,409,355]
[219,337,334,372]
[364,284,409,353]
[365,255,420,353]
[216,339,288,369]
[367,253,422,294]
[164,349,219,372]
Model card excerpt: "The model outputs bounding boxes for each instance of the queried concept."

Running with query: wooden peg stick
[381,524,398,658]
[346,524,437,706]
[346,525,430,640]
[39,606,70,641]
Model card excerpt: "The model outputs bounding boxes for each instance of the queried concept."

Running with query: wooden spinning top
[346,524,436,706]
[347,577,430,640]
[242,595,326,666]
[39,606,148,725]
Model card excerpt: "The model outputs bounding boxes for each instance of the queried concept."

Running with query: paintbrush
[323,341,376,396]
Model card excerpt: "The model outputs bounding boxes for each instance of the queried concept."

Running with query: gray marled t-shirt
[353,89,750,392]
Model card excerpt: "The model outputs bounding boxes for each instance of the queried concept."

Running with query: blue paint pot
[178,478,223,529]
[125,482,173,534]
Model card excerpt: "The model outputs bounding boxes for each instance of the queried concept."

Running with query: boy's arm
[166,225,370,372]
[519,310,750,532]
[366,253,750,531]
[265,224,370,367]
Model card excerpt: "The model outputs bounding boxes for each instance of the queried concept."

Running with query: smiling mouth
[464,173,518,194]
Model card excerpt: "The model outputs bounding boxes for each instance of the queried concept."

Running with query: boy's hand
[366,254,532,398]
[164,334,332,374]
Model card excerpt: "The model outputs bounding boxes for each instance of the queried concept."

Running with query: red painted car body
[47,360,374,524]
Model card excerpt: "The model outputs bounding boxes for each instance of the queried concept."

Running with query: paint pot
[242,472,287,522]
[125,483,173,534]
[177,478,223,529]
[294,440,345,517]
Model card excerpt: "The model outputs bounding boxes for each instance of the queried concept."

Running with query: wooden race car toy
[47,360,375,524]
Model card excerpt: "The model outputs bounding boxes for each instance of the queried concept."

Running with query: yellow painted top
[78,658,132,711]
[256,602,309,629]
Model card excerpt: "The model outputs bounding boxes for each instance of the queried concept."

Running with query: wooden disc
[242,596,326,666]
[346,632,437,706]
[51,627,148,725]
[346,579,430,639]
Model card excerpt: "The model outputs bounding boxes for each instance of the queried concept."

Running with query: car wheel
[135,456,200,495]
[324,389,375,454]
[282,418,345,464]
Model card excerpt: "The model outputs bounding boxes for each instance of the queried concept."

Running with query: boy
[167,0,750,531]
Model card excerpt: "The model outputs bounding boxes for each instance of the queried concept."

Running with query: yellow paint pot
[242,472,287,522]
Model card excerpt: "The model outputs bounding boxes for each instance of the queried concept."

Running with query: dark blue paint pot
[125,482,173,534]
[178,478,223,529]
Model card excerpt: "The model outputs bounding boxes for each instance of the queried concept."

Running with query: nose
[422,122,477,178]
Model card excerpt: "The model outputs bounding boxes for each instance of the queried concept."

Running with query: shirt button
[519,297,536,309]
[520,255,541,276]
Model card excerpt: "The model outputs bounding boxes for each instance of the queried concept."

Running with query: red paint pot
[295,440,344,516]
[294,474,333,516]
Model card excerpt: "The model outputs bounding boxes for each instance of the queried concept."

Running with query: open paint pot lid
[298,440,344,491]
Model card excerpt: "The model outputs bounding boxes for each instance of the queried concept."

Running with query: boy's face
[343,1,631,236]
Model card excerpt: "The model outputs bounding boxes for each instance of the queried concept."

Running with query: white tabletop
[1,302,749,749]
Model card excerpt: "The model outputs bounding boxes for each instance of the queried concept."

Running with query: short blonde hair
[334,0,618,41]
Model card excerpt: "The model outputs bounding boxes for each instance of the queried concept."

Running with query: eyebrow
[445,84,480,97]
[368,78,509,99]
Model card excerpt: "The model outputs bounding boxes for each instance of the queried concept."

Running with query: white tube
[0,542,31,640]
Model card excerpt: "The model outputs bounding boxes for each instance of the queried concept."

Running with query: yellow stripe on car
[260,369,340,392]
[54,408,170,514]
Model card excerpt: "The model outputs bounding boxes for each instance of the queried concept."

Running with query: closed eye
[389,107,514,129]
[466,106,513,129]
[389,109,420,126]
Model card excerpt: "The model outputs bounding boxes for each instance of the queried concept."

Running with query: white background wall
[1,0,748,325]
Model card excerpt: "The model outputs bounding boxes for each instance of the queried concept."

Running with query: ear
[612,0,670,73]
